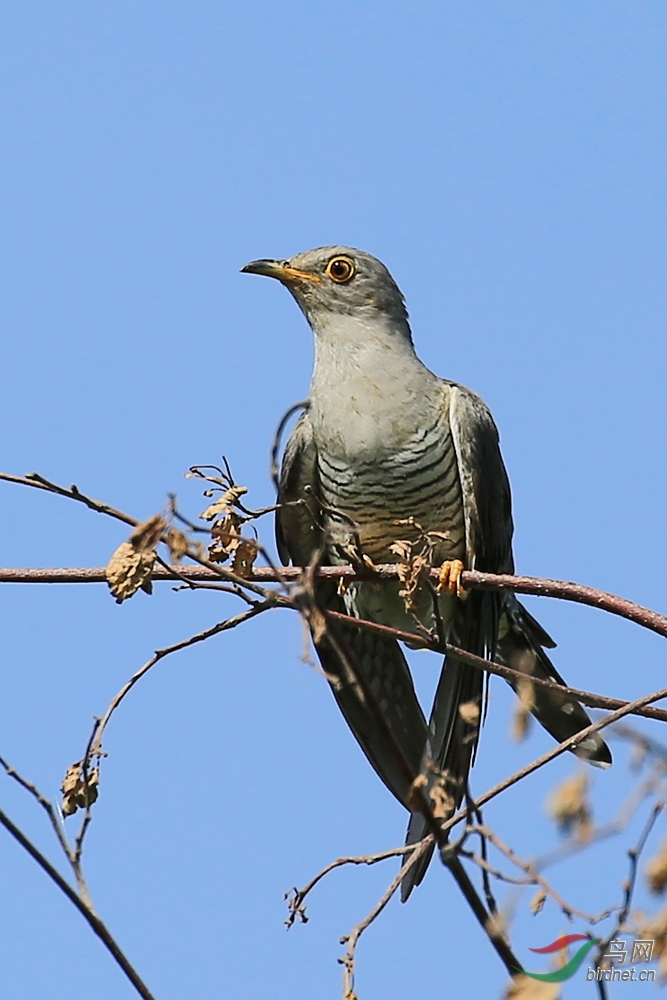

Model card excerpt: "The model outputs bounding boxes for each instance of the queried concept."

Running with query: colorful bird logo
[520,934,600,983]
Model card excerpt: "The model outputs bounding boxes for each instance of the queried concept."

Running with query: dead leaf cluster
[511,678,535,744]
[390,539,430,614]
[646,838,667,895]
[61,761,99,818]
[504,974,560,1000]
[546,772,592,842]
[633,908,667,979]
[106,514,166,603]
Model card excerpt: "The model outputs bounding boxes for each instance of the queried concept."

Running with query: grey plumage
[242,246,611,899]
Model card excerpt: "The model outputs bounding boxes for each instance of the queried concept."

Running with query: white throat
[306,312,439,457]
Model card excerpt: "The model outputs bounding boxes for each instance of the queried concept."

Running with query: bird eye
[325,256,355,283]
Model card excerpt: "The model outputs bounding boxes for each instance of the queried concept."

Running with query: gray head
[241,246,411,337]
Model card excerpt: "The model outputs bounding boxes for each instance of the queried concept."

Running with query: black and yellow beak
[241,259,321,284]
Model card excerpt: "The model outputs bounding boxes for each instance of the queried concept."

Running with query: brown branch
[594,801,663,970]
[3,567,667,726]
[0,754,93,906]
[438,682,667,843]
[2,563,666,638]
[84,602,272,765]
[324,608,667,724]
[285,842,423,930]
[0,806,156,1000]
[339,839,432,1000]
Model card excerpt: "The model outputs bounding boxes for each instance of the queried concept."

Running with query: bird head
[241,246,410,336]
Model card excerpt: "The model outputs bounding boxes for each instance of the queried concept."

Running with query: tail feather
[400,652,483,900]
[314,592,428,809]
[496,597,612,768]
[401,593,612,900]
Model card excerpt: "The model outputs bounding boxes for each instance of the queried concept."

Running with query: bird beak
[241,259,321,284]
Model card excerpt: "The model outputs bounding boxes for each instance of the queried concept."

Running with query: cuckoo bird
[242,246,611,898]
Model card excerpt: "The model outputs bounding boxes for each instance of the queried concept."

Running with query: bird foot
[437,559,466,599]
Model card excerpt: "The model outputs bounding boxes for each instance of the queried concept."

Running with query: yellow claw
[437,559,467,599]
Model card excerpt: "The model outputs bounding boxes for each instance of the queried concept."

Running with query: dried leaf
[407,773,429,812]
[60,761,99,817]
[629,737,649,771]
[105,515,166,603]
[512,678,535,743]
[389,539,412,561]
[512,701,531,743]
[504,975,560,1000]
[530,888,547,915]
[166,527,188,563]
[459,701,480,726]
[208,512,243,563]
[390,539,430,613]
[485,910,507,940]
[231,538,258,579]
[646,838,667,894]
[199,485,248,521]
[130,513,166,551]
[546,772,592,842]
[635,906,667,950]
[426,530,451,543]
[106,541,156,603]
[429,781,455,819]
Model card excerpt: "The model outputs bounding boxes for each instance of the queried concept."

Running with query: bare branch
[595,801,664,968]
[3,567,667,726]
[0,806,157,1000]
[438,682,667,842]
[84,602,272,764]
[285,842,422,930]
[3,561,667,637]
[339,839,432,1000]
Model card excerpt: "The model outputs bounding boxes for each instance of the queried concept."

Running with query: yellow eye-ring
[325,256,355,283]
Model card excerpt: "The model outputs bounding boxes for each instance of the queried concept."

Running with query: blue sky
[0,4,665,998]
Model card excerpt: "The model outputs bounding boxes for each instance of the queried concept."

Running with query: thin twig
[3,567,667,727]
[437,683,667,843]
[0,806,156,1000]
[340,839,432,1000]
[3,561,665,638]
[84,602,272,763]
[270,401,308,491]
[468,826,614,924]
[285,842,422,929]
[0,754,72,862]
[595,801,664,969]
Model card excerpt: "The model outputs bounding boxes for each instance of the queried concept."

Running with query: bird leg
[437,559,466,599]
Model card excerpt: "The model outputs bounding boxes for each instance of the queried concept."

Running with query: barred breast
[317,400,466,567]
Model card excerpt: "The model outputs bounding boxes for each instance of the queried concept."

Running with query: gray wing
[402,385,504,897]
[276,408,430,808]
[402,384,610,899]
[449,386,609,767]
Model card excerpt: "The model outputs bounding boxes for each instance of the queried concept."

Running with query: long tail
[400,593,612,901]
[495,596,612,768]
[400,587,490,901]
[313,588,429,809]
[400,650,483,900]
